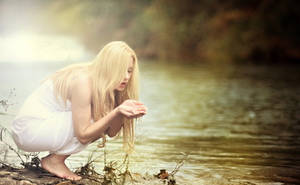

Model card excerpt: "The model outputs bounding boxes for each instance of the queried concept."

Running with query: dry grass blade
[171,152,189,176]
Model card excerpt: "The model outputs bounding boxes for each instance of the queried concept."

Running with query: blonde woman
[11,41,147,180]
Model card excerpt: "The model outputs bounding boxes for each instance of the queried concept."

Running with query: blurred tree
[1,0,299,63]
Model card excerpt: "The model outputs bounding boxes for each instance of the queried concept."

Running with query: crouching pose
[11,41,147,180]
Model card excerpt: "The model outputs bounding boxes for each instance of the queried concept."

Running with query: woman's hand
[117,99,147,118]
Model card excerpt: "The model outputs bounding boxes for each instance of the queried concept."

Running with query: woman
[11,41,147,180]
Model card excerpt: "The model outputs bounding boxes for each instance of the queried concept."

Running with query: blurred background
[1,0,300,63]
[1,0,300,184]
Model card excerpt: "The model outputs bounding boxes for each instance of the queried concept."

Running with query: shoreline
[0,164,101,185]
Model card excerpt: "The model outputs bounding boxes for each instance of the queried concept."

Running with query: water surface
[1,61,300,184]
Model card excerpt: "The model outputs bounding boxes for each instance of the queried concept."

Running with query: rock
[19,180,36,185]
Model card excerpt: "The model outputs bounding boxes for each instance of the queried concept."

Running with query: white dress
[11,79,87,155]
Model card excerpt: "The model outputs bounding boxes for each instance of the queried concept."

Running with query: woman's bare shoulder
[72,72,92,86]
[69,71,92,101]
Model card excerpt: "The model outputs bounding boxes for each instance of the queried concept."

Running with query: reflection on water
[1,61,300,184]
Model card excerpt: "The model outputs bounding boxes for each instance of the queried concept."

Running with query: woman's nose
[125,72,130,80]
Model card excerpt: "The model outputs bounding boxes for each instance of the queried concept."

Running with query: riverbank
[0,164,90,185]
[0,155,179,185]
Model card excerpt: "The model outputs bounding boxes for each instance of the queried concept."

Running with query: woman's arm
[105,115,123,137]
[70,75,146,144]
[70,75,119,144]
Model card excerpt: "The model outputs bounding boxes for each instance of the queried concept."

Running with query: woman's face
[115,59,134,91]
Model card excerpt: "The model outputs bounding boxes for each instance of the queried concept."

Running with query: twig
[0,126,25,165]
[171,152,189,176]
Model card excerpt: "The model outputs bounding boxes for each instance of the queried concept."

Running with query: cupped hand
[117,99,147,118]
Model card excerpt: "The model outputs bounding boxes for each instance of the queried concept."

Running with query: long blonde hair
[49,41,139,153]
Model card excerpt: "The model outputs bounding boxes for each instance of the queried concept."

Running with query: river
[1,61,300,184]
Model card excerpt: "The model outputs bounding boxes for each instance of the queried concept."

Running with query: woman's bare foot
[41,154,81,181]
